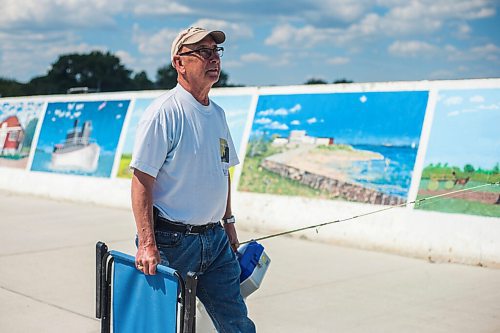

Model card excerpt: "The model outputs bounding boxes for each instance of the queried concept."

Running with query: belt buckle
[185,224,196,235]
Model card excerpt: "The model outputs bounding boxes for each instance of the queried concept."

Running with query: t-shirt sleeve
[129,110,169,178]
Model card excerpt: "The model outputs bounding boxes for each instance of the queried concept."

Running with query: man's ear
[173,55,185,74]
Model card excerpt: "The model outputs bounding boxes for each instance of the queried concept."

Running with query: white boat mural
[51,119,100,172]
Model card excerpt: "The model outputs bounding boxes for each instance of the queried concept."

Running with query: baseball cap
[171,27,226,64]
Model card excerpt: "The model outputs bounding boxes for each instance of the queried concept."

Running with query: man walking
[130,26,256,332]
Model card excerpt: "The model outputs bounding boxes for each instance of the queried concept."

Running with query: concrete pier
[0,190,499,332]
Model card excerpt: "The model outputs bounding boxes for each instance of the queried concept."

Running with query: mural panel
[116,94,252,178]
[239,91,429,205]
[416,89,500,217]
[0,100,45,169]
[31,100,129,177]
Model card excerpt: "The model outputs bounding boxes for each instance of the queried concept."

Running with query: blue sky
[424,88,500,169]
[252,91,428,146]
[37,100,129,152]
[1,0,499,86]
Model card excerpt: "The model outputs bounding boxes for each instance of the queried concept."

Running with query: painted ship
[51,119,100,172]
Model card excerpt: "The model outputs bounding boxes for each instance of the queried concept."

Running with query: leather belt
[155,215,220,234]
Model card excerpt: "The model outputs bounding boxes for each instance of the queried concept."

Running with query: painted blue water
[31,150,116,178]
[347,145,417,198]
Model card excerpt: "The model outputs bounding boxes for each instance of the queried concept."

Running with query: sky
[37,100,128,152]
[1,0,500,86]
[252,91,428,146]
[424,88,500,169]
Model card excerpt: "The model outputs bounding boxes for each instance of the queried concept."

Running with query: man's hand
[223,223,240,252]
[135,243,161,275]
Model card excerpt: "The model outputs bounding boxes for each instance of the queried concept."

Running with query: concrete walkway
[0,190,499,332]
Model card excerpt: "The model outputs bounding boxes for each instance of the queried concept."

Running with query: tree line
[0,50,352,97]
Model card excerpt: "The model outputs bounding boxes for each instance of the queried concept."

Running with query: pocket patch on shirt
[220,138,229,163]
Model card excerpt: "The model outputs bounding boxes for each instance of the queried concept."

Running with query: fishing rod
[241,181,499,245]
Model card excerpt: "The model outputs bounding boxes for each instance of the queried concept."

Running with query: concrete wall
[0,79,499,267]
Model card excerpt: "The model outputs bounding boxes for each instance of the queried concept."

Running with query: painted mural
[117,94,253,178]
[238,91,429,205]
[31,100,129,177]
[416,89,500,217]
[0,100,45,169]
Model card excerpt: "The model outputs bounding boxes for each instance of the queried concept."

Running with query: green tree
[463,164,475,173]
[333,78,354,84]
[0,77,25,97]
[35,51,134,94]
[493,163,499,174]
[155,65,178,89]
[25,75,57,95]
[305,78,327,85]
[214,70,230,87]
[132,71,154,90]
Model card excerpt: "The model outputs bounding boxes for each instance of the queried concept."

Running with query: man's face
[178,36,221,87]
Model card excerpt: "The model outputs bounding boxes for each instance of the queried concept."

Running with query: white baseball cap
[171,27,226,65]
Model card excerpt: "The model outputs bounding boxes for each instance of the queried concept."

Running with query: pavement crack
[0,238,132,258]
[0,285,98,321]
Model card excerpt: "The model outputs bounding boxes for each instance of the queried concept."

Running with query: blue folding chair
[96,242,198,333]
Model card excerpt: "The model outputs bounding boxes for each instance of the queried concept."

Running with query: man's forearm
[131,170,156,248]
[224,174,232,219]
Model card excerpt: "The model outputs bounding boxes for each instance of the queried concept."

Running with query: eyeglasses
[178,46,224,60]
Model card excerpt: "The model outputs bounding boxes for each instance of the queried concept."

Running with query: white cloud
[240,53,269,62]
[0,31,107,81]
[257,105,299,116]
[479,104,500,110]
[0,0,123,30]
[289,104,301,113]
[115,50,136,69]
[306,0,368,22]
[360,95,367,103]
[191,19,253,40]
[265,24,337,48]
[470,95,485,103]
[462,108,479,113]
[446,43,500,62]
[290,120,301,125]
[455,23,472,38]
[133,2,191,16]
[471,43,500,61]
[388,40,437,56]
[307,117,317,124]
[447,110,460,117]
[254,117,272,124]
[268,121,289,130]
[264,0,497,49]
[133,25,177,57]
[444,96,463,106]
[328,57,350,65]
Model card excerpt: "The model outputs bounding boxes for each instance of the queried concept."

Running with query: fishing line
[240,181,499,245]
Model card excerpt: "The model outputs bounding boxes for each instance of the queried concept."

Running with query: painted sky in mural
[31,100,129,177]
[252,92,427,146]
[211,94,252,157]
[424,89,500,169]
[245,91,429,199]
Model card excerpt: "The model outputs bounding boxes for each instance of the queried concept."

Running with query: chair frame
[96,241,198,333]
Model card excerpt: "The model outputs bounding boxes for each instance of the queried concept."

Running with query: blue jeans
[153,223,256,333]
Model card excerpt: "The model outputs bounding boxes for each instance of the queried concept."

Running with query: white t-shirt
[130,84,239,225]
